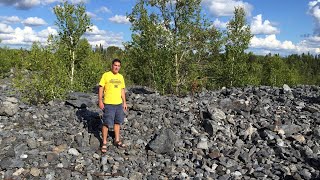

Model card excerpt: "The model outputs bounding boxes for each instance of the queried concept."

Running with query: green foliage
[0,46,28,78]
[245,53,263,86]
[54,0,92,86]
[105,46,124,60]
[54,1,91,51]
[74,50,107,92]
[126,0,223,95]
[260,54,301,86]
[12,37,112,104]
[221,7,253,87]
[14,43,70,104]
[75,39,91,67]
[0,2,319,105]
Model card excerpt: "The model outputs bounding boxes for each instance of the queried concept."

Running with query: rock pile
[1,78,320,179]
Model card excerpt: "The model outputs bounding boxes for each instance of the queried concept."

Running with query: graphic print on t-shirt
[109,79,121,88]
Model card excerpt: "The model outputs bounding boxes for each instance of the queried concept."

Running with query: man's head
[111,59,121,74]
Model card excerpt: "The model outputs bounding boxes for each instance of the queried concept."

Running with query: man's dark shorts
[102,104,124,127]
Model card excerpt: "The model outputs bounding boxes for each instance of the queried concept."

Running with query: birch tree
[53,1,92,87]
[224,7,252,87]
[126,0,222,94]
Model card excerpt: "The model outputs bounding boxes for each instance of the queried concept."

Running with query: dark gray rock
[148,128,177,154]
[66,92,97,108]
[1,79,320,179]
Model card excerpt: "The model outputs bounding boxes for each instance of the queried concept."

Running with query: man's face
[112,61,121,74]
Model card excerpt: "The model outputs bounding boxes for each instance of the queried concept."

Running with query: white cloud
[308,0,320,36]
[38,27,58,38]
[18,0,40,9]
[86,11,96,18]
[97,6,111,13]
[202,0,253,17]
[0,0,41,10]
[296,36,320,54]
[42,0,60,5]
[0,23,124,49]
[23,17,47,26]
[70,0,89,4]
[84,25,124,48]
[305,35,320,45]
[250,34,320,55]
[43,0,89,5]
[0,16,21,24]
[0,25,57,46]
[0,26,37,45]
[0,23,14,34]
[0,33,15,41]
[86,25,107,35]
[250,14,279,35]
[86,11,103,21]
[250,35,295,50]
[213,18,227,29]
[0,0,88,9]
[108,15,130,24]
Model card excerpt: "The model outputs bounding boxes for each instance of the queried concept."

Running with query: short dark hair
[112,59,121,64]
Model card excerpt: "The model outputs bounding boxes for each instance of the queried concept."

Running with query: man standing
[98,59,127,153]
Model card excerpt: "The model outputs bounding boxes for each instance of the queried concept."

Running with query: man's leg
[102,125,109,144]
[101,125,108,152]
[101,104,113,152]
[114,123,120,142]
[113,104,126,147]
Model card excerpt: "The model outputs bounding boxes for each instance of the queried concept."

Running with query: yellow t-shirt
[99,71,125,105]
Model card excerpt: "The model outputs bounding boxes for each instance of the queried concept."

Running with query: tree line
[0,0,319,104]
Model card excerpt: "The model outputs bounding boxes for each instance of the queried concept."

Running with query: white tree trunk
[71,50,75,87]
[175,53,179,94]
[231,56,234,87]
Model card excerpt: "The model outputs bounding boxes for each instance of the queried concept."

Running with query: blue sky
[0,0,319,55]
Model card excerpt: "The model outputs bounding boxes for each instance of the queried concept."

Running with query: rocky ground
[0,76,320,180]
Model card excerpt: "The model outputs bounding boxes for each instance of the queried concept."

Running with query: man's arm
[121,88,127,111]
[98,86,104,110]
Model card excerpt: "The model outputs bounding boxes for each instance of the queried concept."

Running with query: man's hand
[123,102,128,111]
[99,101,104,110]
[98,86,104,110]
[121,88,127,112]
